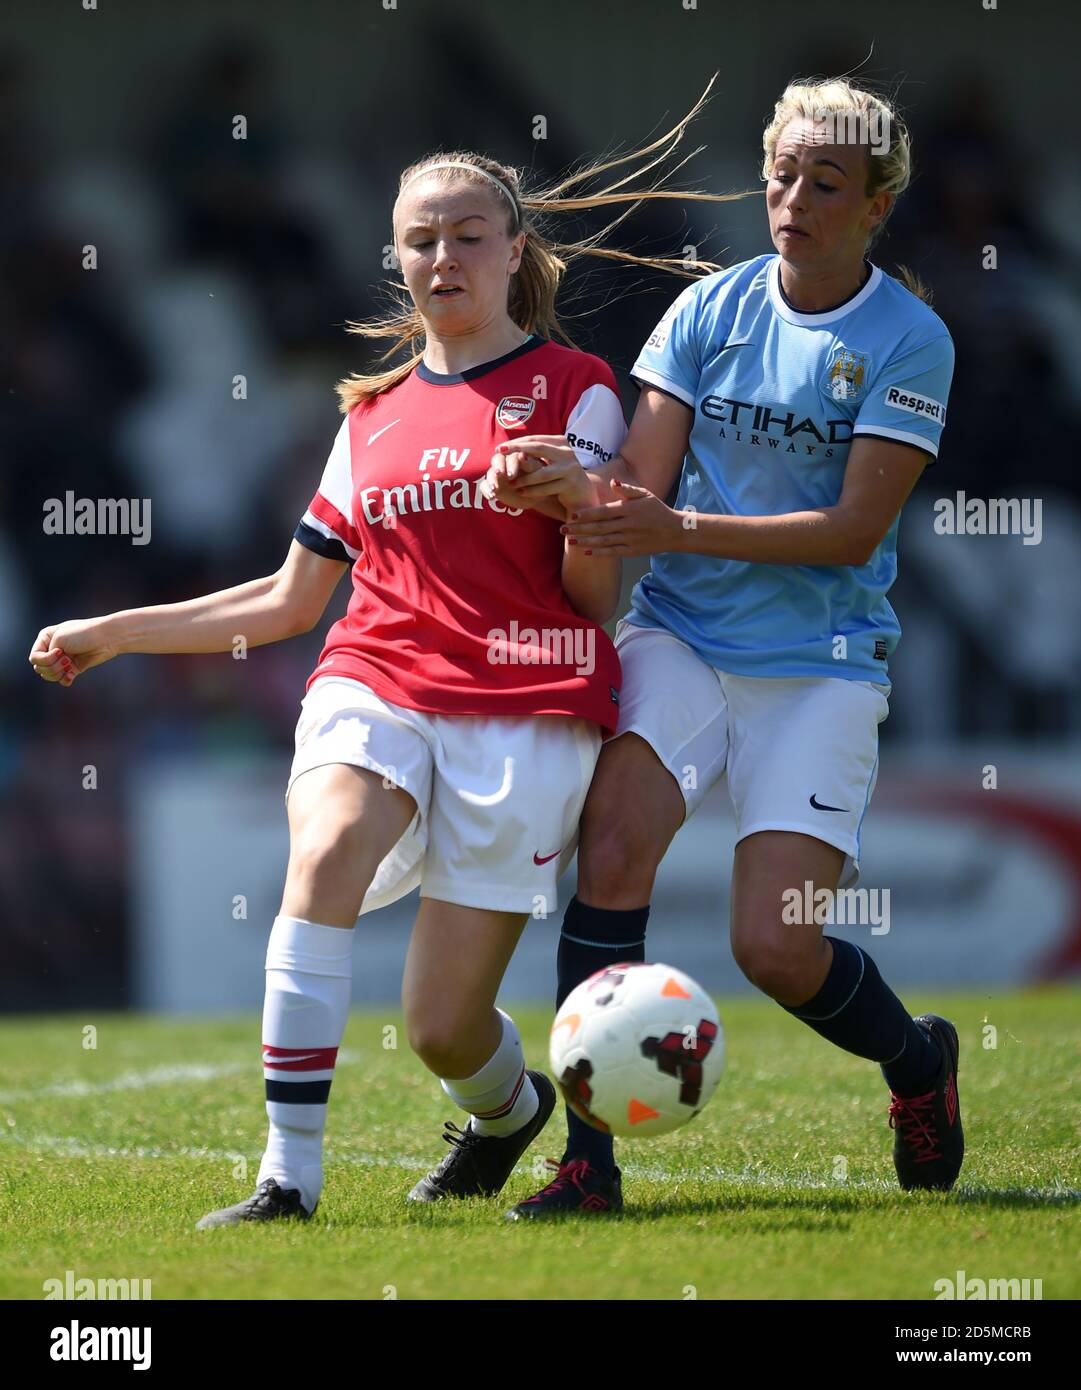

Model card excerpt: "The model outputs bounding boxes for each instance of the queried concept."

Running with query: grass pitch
[1,988,1078,1300]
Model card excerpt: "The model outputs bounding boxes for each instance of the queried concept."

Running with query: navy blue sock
[781,937,941,1096]
[556,896,649,1175]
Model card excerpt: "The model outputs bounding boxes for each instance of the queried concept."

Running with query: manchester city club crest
[496,395,536,428]
[823,346,870,403]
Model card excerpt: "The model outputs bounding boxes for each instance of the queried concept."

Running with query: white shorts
[613,621,890,888]
[285,677,602,916]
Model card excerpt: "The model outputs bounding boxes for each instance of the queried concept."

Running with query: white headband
[399,161,519,219]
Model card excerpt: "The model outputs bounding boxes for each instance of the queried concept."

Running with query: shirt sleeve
[294,416,363,562]
[853,333,955,461]
[564,367,628,467]
[629,280,703,408]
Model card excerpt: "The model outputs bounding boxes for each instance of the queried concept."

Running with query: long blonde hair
[336,75,751,409]
[761,76,931,302]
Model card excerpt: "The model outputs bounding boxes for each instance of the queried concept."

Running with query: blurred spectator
[151,36,349,354]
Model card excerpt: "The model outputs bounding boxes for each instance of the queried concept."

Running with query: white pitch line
[0,1128,430,1171]
[4,1129,1076,1199]
[0,1062,248,1104]
[0,1052,360,1104]
[3,1064,1077,1201]
[0,1126,884,1186]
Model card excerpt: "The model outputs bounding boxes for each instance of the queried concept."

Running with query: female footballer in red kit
[29,91,736,1224]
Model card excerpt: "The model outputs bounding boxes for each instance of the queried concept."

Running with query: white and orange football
[549,962,724,1138]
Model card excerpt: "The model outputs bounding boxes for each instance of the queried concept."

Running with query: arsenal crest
[496,395,536,428]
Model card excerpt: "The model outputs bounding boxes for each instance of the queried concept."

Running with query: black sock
[556,896,649,1176]
[781,937,941,1096]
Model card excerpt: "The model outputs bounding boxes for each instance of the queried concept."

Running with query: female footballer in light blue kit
[487,78,964,1217]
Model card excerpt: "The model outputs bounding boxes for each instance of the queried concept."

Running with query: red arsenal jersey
[295,335,627,734]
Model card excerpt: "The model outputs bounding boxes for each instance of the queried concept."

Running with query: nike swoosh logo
[533,849,562,865]
[263,1051,323,1064]
[809,795,848,813]
[716,341,754,353]
[367,419,401,446]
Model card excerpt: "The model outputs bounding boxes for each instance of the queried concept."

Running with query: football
[549,961,724,1137]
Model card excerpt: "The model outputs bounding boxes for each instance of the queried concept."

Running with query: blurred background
[2,0,1080,1012]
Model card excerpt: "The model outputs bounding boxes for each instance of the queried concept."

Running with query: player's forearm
[585,452,639,493]
[106,575,307,655]
[562,545,621,623]
[673,508,875,567]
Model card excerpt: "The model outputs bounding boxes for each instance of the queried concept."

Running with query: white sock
[256,915,353,1213]
[440,1008,539,1137]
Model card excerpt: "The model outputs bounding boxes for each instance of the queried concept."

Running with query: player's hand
[28,619,119,687]
[483,435,595,516]
[561,478,684,556]
[481,448,549,509]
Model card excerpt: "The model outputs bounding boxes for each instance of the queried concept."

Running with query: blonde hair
[336,75,750,409]
[761,77,931,302]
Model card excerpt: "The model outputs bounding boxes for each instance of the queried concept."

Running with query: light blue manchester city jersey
[627,254,954,683]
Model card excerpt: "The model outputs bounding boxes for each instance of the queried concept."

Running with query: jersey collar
[767,255,882,326]
[416,333,544,385]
